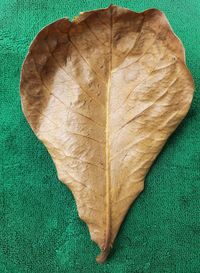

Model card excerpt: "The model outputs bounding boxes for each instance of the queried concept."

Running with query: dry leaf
[20,5,194,262]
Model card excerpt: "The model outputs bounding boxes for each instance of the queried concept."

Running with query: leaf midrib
[104,7,113,251]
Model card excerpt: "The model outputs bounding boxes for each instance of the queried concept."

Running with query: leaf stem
[96,247,111,263]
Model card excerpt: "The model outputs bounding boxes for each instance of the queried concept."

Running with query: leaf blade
[20,5,194,263]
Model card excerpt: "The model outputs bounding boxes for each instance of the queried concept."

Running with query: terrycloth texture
[0,0,199,272]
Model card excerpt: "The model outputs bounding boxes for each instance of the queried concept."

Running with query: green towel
[0,0,199,272]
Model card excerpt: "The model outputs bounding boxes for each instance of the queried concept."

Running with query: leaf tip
[96,248,110,264]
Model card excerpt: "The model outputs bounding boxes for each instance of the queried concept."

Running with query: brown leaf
[20,5,194,263]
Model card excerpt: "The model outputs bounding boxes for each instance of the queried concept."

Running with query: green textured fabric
[0,0,199,272]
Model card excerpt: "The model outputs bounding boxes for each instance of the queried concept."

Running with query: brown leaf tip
[96,248,111,264]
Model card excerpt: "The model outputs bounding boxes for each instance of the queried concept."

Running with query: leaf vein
[49,92,104,128]
[64,154,105,170]
[64,169,104,198]
[43,33,105,108]
[68,31,107,84]
[85,19,108,47]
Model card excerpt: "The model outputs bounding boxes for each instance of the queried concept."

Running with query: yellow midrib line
[104,8,112,250]
[105,75,111,248]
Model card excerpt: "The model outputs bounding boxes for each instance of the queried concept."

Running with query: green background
[0,0,199,272]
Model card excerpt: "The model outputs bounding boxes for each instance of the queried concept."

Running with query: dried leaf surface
[20,5,194,262]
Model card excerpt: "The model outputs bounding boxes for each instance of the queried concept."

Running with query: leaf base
[96,248,111,263]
